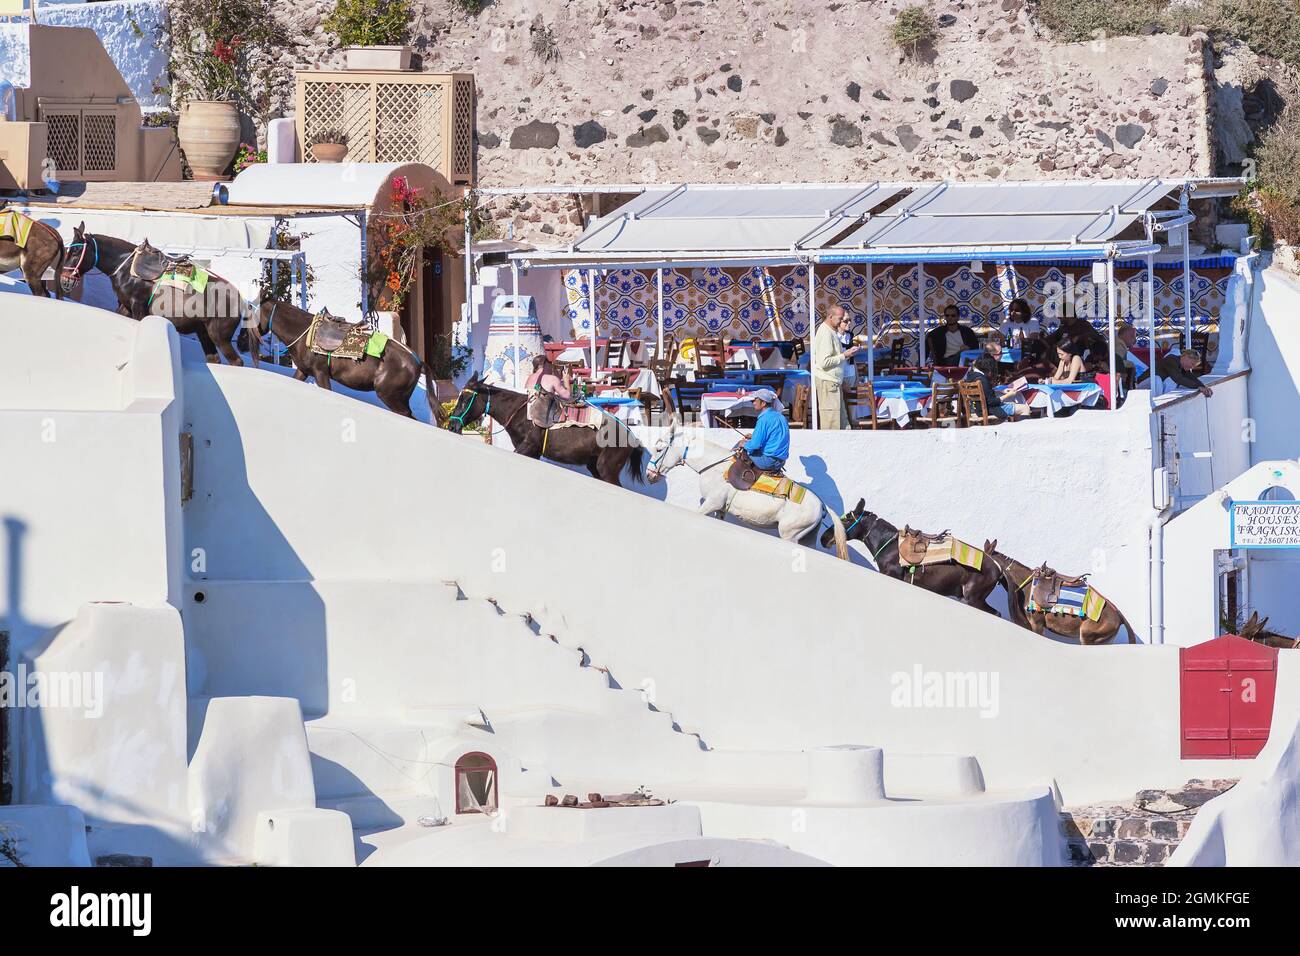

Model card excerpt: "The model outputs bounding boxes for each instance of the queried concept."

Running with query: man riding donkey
[731,387,789,479]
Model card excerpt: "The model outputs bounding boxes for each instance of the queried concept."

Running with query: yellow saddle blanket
[155,266,210,295]
[749,473,807,504]
[0,210,36,248]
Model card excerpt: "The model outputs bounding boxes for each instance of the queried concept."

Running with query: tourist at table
[1156,349,1213,397]
[812,304,861,429]
[737,388,789,473]
[1048,339,1087,384]
[925,304,979,367]
[1000,298,1041,345]
[965,354,1029,421]
[525,355,571,399]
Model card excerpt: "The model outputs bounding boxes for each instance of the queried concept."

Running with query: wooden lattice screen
[295,71,475,186]
[37,102,120,180]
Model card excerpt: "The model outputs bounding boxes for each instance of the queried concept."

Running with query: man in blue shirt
[739,387,790,472]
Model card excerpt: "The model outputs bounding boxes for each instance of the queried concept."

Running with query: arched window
[455,752,498,814]
[1259,485,1296,502]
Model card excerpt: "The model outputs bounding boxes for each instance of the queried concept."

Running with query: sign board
[1230,500,1300,549]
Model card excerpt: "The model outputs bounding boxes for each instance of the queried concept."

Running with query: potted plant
[165,0,287,180]
[324,0,415,71]
[309,129,349,163]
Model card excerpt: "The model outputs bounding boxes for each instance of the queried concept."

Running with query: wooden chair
[958,379,993,426]
[554,359,584,380]
[875,339,907,373]
[648,359,676,394]
[788,383,810,429]
[695,336,726,373]
[605,337,627,368]
[660,333,679,365]
[669,381,709,418]
[922,382,965,428]
[844,380,882,429]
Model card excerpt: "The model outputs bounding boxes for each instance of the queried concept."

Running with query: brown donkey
[0,211,65,298]
[993,551,1135,644]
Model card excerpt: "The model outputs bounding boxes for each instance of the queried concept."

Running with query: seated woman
[1048,339,1086,384]
[524,355,572,399]
[964,354,1030,421]
[1001,297,1041,347]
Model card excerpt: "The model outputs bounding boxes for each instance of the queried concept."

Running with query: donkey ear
[74,221,85,237]
[985,538,997,554]
[855,497,865,512]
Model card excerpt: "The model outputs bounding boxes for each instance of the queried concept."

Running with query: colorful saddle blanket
[306,317,388,361]
[1026,577,1106,620]
[898,529,984,571]
[0,210,36,248]
[528,390,600,429]
[749,472,807,503]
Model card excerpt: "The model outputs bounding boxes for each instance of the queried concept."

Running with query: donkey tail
[827,508,849,561]
[625,442,646,485]
[1119,610,1137,644]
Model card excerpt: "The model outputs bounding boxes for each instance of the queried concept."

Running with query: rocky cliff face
[276,0,1215,241]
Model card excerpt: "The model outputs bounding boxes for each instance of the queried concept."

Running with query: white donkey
[646,421,849,560]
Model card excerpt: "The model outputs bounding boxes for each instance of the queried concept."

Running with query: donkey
[1238,611,1298,650]
[647,420,848,559]
[446,376,646,487]
[61,225,248,365]
[821,499,1001,611]
[992,550,1135,644]
[256,299,441,421]
[0,210,65,298]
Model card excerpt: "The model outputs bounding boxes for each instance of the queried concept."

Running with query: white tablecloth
[868,385,934,426]
[585,397,644,426]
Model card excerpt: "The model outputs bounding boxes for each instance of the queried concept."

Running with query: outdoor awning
[510,178,1221,269]
[822,179,1184,258]
[565,182,909,255]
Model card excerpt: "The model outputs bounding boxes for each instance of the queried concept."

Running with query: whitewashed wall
[33,1,169,109]
[0,306,183,652]
[181,365,1296,804]
[1246,265,1300,465]
[633,402,1159,643]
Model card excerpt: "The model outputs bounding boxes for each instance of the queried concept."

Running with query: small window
[454,752,498,814]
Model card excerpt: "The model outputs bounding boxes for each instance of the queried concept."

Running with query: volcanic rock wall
[274,0,1215,241]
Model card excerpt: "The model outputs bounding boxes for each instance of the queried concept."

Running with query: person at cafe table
[924,304,979,366]
[735,387,790,473]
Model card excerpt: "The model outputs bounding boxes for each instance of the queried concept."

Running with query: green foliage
[164,0,288,104]
[892,5,938,56]
[451,0,487,14]
[1031,0,1300,65]
[323,0,413,47]
[259,223,316,305]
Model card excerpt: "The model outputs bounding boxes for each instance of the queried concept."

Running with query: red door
[1180,634,1278,759]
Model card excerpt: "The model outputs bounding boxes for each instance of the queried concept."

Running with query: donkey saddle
[307,313,371,360]
[898,526,951,566]
[726,448,788,491]
[1028,567,1089,611]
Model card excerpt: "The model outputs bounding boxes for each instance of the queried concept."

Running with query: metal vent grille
[45,113,79,173]
[82,113,116,171]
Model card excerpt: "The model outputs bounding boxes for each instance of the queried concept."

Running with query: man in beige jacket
[811,304,861,429]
